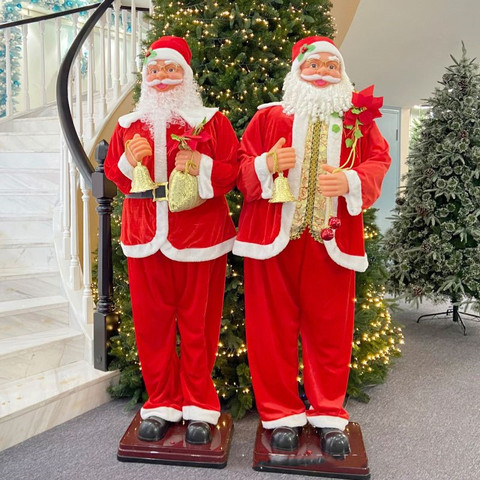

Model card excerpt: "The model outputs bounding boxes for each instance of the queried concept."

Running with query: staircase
[0,107,118,451]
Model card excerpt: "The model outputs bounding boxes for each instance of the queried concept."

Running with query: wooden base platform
[117,411,233,468]
[253,422,370,479]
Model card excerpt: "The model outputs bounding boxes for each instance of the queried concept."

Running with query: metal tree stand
[417,303,480,335]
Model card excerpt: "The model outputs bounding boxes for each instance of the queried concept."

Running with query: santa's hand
[266,137,296,173]
[318,164,349,196]
[125,134,152,167]
[175,149,201,176]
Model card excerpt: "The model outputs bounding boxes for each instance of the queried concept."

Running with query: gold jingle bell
[269,151,296,203]
[125,139,156,193]
[130,160,156,193]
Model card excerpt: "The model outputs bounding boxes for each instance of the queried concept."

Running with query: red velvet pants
[127,251,227,425]
[244,231,355,430]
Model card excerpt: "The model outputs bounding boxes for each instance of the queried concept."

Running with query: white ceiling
[340,0,480,108]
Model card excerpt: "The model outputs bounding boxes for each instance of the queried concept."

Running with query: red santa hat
[142,36,193,77]
[291,36,344,73]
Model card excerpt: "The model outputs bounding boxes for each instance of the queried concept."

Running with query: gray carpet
[1,301,479,480]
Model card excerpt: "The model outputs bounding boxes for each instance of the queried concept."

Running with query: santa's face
[145,59,184,92]
[299,52,342,88]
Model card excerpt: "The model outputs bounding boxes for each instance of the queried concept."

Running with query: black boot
[270,426,299,451]
[137,416,170,442]
[319,428,351,458]
[185,421,212,445]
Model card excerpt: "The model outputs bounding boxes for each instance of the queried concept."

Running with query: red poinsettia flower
[351,85,383,125]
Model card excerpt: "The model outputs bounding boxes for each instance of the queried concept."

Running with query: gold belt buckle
[152,182,168,202]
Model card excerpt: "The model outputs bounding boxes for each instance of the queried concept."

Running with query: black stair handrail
[56,0,149,188]
[56,0,116,189]
[0,4,101,30]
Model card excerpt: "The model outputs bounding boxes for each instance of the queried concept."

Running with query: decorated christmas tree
[107,0,403,417]
[384,45,480,308]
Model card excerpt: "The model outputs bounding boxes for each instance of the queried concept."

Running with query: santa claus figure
[104,36,238,445]
[234,37,390,456]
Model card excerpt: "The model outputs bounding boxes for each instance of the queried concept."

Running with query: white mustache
[145,78,183,87]
[300,73,341,84]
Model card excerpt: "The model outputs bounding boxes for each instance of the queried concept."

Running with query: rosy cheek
[301,67,316,76]
[146,73,156,82]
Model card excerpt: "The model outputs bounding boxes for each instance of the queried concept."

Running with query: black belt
[126,183,168,201]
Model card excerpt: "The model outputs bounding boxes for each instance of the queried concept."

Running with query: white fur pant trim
[140,406,183,423]
[182,405,220,425]
[262,413,307,429]
[307,415,349,430]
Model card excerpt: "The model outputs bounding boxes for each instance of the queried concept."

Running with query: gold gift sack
[168,158,205,212]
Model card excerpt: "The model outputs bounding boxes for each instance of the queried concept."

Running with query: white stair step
[0,304,69,340]
[0,116,60,134]
[0,152,60,169]
[0,169,59,191]
[0,242,57,270]
[0,270,62,303]
[0,192,58,215]
[0,266,59,279]
[0,327,84,385]
[0,361,119,451]
[0,215,54,243]
[0,132,60,152]
[0,295,67,317]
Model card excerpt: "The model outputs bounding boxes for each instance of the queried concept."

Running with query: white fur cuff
[118,152,134,180]
[183,405,220,425]
[307,415,349,430]
[198,154,214,199]
[262,412,307,429]
[254,153,274,199]
[342,169,362,216]
[140,406,183,423]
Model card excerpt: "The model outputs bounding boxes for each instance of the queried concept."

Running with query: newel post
[92,140,119,371]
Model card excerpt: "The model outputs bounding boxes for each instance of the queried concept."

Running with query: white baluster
[55,17,61,65]
[99,16,107,118]
[72,14,84,142]
[5,28,13,116]
[137,10,145,71]
[113,0,121,98]
[39,21,46,105]
[80,177,93,324]
[106,7,113,89]
[69,161,81,290]
[62,142,71,260]
[122,9,128,85]
[130,0,137,80]
[21,24,30,111]
[86,33,95,139]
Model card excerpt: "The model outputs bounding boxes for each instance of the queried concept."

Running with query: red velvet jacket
[233,97,390,272]
[104,108,239,261]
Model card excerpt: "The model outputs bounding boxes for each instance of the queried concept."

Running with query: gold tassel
[269,151,296,203]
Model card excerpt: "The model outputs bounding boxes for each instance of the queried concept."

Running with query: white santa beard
[135,71,204,135]
[281,70,354,121]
